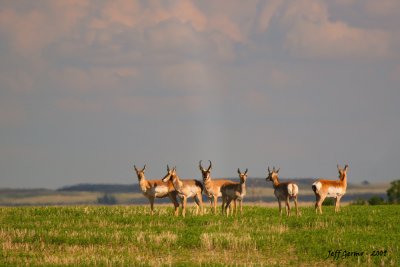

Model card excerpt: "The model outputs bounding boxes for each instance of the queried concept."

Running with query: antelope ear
[344,164,349,171]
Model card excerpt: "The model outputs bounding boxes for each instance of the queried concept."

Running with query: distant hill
[57,183,137,193]
[0,178,388,206]
[56,178,318,193]
[54,178,380,204]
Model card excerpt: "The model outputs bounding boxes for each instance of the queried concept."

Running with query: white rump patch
[287,183,298,197]
[312,181,322,192]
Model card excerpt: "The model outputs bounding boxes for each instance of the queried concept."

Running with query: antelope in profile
[266,167,299,216]
[162,166,204,217]
[199,160,236,214]
[312,164,348,214]
[220,168,248,216]
[134,165,179,215]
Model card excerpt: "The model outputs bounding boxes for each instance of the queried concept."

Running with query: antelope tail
[312,185,317,193]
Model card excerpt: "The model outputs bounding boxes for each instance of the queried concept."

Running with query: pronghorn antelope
[220,168,248,216]
[162,166,204,217]
[199,160,236,214]
[134,165,179,216]
[266,166,299,216]
[312,164,348,214]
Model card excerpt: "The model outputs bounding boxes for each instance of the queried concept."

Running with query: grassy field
[0,205,399,266]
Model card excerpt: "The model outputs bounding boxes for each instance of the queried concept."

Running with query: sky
[1,0,400,189]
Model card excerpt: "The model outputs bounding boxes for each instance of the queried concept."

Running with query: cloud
[171,0,208,32]
[209,15,245,43]
[100,0,141,28]
[2,1,400,188]
[258,0,283,32]
[280,0,393,59]
[285,19,390,59]
[1,0,399,122]
[0,1,88,55]
[100,0,208,32]
[363,0,400,17]
[0,8,46,54]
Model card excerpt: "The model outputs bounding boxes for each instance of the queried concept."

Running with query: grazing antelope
[199,160,236,214]
[162,166,204,217]
[312,164,348,214]
[266,167,299,216]
[220,168,248,216]
[134,165,179,216]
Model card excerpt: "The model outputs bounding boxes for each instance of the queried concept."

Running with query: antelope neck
[272,178,280,188]
[172,175,183,191]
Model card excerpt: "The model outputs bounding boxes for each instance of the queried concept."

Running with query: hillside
[0,178,389,206]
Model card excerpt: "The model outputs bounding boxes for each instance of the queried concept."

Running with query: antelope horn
[208,160,212,171]
[199,160,204,171]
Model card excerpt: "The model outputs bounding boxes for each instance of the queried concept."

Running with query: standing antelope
[134,165,179,216]
[162,166,204,217]
[220,168,248,216]
[266,167,299,216]
[199,160,236,214]
[312,164,348,214]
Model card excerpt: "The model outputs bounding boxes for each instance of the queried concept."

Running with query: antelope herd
[134,161,349,217]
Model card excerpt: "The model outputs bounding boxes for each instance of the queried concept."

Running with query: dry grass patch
[200,232,256,250]
[136,231,178,247]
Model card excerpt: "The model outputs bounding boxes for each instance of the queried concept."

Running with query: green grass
[0,205,399,266]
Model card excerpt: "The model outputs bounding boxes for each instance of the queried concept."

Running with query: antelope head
[199,160,212,181]
[134,164,146,180]
[266,166,280,182]
[337,164,349,181]
[162,165,176,183]
[238,168,248,183]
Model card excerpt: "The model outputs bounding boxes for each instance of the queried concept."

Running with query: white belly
[178,185,198,198]
[151,185,169,197]
[326,186,345,197]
